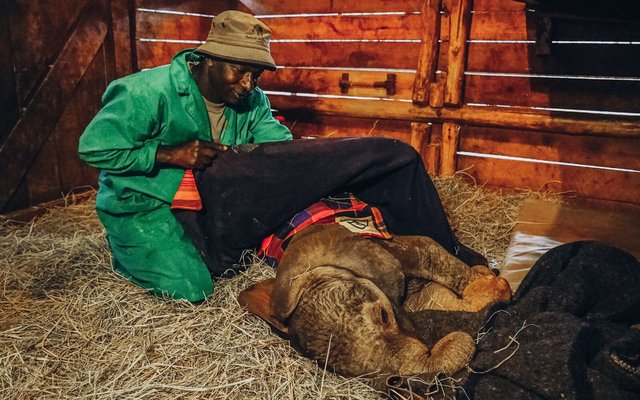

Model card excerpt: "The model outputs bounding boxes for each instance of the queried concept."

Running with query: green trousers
[97,205,213,302]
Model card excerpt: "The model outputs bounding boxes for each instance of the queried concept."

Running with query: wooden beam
[111,0,136,78]
[0,3,108,210]
[428,71,446,108]
[267,95,640,138]
[412,0,442,105]
[234,0,423,14]
[440,122,460,175]
[0,7,18,141]
[444,0,472,106]
[410,121,432,160]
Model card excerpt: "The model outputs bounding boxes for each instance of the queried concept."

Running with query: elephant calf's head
[277,266,475,376]
[239,225,477,381]
[283,265,447,377]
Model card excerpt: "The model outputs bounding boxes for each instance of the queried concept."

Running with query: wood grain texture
[260,68,414,99]
[459,126,640,171]
[136,41,422,70]
[465,42,640,77]
[0,2,108,211]
[137,0,232,15]
[440,122,460,175]
[267,14,422,40]
[444,0,472,106]
[235,0,423,14]
[267,94,640,137]
[9,0,87,105]
[457,154,640,204]
[0,9,18,143]
[112,0,136,77]
[412,0,442,104]
[464,75,640,113]
[279,114,411,141]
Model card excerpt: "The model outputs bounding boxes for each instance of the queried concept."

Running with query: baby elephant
[239,224,511,381]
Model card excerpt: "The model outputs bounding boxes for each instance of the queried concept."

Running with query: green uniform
[78,49,291,301]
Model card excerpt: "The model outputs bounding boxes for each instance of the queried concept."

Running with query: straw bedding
[0,175,557,399]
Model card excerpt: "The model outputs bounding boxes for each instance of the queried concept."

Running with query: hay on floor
[0,175,558,399]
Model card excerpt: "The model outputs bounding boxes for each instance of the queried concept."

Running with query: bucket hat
[195,10,276,71]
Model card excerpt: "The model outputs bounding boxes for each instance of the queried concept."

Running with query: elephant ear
[271,265,357,321]
[238,278,289,335]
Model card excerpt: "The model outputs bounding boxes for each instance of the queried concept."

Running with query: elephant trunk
[387,331,476,378]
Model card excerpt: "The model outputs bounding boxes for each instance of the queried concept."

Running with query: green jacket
[78,49,292,214]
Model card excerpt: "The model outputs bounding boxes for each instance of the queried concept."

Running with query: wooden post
[111,0,137,77]
[0,8,18,140]
[410,122,431,158]
[412,0,442,105]
[429,71,446,108]
[440,122,460,175]
[425,142,441,174]
[444,0,472,106]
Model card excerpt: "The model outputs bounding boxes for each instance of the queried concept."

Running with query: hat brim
[196,41,277,71]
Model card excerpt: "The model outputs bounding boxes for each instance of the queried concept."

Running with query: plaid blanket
[258,193,391,267]
[171,169,202,211]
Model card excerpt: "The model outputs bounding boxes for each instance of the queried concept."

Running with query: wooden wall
[0,0,129,213]
[130,0,640,205]
[2,0,639,213]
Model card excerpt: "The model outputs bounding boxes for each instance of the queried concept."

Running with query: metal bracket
[339,73,397,96]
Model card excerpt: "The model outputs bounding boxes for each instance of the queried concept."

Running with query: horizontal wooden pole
[268,94,640,137]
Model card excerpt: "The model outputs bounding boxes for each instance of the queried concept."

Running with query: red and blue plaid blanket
[258,193,392,267]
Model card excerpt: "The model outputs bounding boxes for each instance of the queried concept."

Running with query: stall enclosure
[1,0,639,215]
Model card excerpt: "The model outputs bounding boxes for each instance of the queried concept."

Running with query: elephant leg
[373,236,477,295]
[405,271,511,313]
[404,282,468,312]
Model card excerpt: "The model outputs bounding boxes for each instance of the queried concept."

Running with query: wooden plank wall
[455,0,640,204]
[0,0,138,213]
[134,0,435,166]
[6,0,634,211]
[132,0,640,205]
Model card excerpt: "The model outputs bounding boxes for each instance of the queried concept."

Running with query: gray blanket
[405,241,640,400]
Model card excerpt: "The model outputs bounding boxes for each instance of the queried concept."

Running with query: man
[78,11,291,301]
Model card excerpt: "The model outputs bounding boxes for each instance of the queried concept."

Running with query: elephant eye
[380,307,389,325]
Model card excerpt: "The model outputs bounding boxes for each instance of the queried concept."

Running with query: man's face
[205,58,263,105]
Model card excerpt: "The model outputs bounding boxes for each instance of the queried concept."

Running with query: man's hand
[156,140,228,169]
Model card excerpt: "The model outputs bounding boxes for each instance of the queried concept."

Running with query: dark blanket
[407,241,640,400]
[173,137,486,276]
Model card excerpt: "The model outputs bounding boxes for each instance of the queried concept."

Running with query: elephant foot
[461,266,512,311]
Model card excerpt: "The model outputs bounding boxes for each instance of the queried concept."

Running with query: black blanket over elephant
[407,241,640,400]
[174,137,486,276]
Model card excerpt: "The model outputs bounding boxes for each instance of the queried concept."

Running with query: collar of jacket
[168,49,212,140]
[170,48,203,96]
